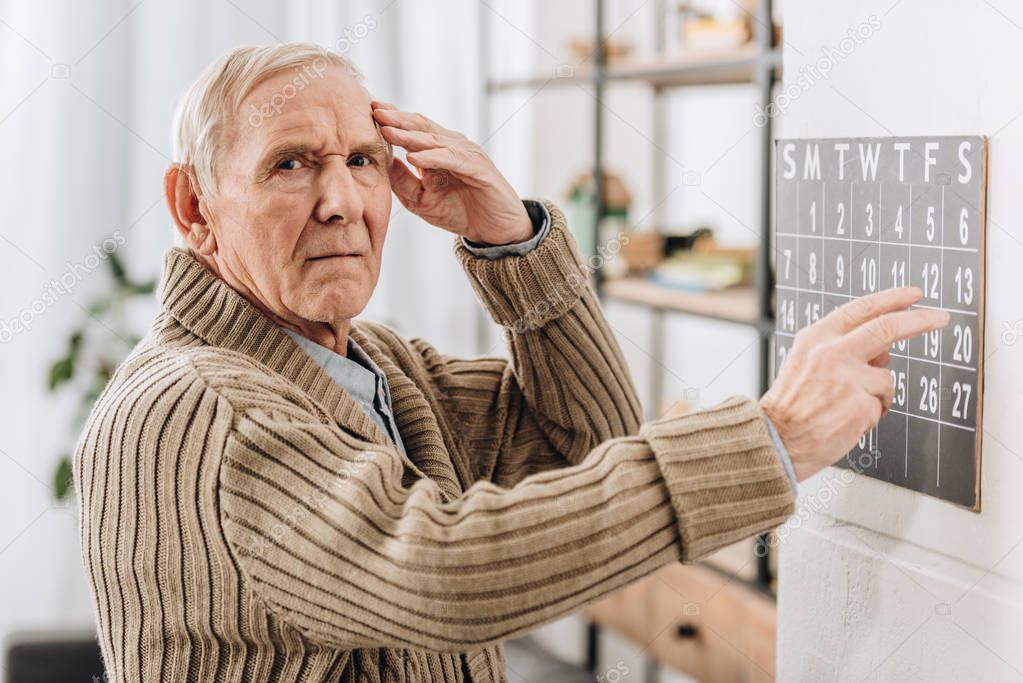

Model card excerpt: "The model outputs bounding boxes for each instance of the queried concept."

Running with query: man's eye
[276,158,304,171]
[348,154,372,168]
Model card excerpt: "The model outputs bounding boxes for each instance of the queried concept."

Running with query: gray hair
[170,42,386,248]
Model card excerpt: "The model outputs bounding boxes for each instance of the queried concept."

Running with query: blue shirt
[280,198,798,492]
[281,326,408,458]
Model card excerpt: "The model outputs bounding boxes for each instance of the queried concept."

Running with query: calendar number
[953,324,973,364]
[955,266,974,305]
[919,375,938,414]
[891,369,907,408]
[804,301,821,326]
[890,259,906,288]
[860,257,877,291]
[952,381,972,420]
[858,428,876,452]
[779,298,795,332]
[922,262,940,300]
[922,329,940,359]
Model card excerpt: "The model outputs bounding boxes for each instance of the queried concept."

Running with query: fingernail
[935,310,951,324]
[909,286,923,298]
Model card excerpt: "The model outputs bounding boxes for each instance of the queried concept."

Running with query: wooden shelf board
[602,277,760,325]
[585,562,777,682]
[487,46,781,92]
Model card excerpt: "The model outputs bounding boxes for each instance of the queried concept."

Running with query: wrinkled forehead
[229,64,381,160]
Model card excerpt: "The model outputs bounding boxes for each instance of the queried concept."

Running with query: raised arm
[415,198,643,487]
[214,362,795,654]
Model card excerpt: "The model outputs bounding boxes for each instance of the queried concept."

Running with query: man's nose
[314,158,365,226]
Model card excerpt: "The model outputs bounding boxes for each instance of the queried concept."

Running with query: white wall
[777,2,1023,680]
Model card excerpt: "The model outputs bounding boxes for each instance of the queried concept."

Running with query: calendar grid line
[906,180,912,478]
[937,184,944,487]
[890,351,974,373]
[773,329,977,372]
[774,285,978,317]
[884,408,975,433]
[775,231,978,253]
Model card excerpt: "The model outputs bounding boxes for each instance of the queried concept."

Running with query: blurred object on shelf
[599,206,630,279]
[619,232,664,273]
[671,1,779,53]
[672,0,713,47]
[682,17,751,50]
[565,169,632,268]
[667,227,714,253]
[613,227,718,276]
[567,38,633,64]
[650,240,755,292]
[650,254,744,292]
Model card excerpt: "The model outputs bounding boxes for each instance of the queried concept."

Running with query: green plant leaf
[128,278,156,295]
[88,296,114,315]
[48,356,74,391]
[54,455,74,501]
[107,250,128,286]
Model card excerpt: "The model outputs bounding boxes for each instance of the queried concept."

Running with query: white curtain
[0,0,535,652]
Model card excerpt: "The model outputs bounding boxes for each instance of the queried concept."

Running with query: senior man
[74,43,948,682]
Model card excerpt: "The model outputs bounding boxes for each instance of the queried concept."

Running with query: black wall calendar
[773,136,987,510]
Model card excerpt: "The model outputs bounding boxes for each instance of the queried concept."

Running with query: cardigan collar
[157,245,400,449]
[156,246,470,500]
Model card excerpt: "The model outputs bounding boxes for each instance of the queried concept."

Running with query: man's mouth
[308,252,359,262]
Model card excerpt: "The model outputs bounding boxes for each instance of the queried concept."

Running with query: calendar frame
[772,135,987,511]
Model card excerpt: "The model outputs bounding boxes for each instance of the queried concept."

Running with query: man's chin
[295,292,369,324]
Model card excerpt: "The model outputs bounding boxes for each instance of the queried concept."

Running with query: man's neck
[277,318,350,357]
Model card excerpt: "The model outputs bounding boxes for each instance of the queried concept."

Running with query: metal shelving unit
[479,1,780,677]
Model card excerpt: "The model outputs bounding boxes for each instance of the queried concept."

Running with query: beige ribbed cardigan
[73,198,795,682]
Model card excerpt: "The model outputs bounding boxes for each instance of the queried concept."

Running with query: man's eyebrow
[259,143,310,165]
[350,140,388,158]
[258,139,387,165]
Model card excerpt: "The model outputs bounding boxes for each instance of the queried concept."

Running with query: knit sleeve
[438,198,644,486]
[216,378,794,653]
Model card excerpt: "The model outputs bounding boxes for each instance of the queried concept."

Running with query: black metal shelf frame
[478,1,780,677]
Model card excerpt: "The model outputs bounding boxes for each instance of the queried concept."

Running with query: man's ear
[164,164,216,255]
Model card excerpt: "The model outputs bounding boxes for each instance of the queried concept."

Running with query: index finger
[371,107,444,135]
[819,286,923,334]
[841,307,950,361]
